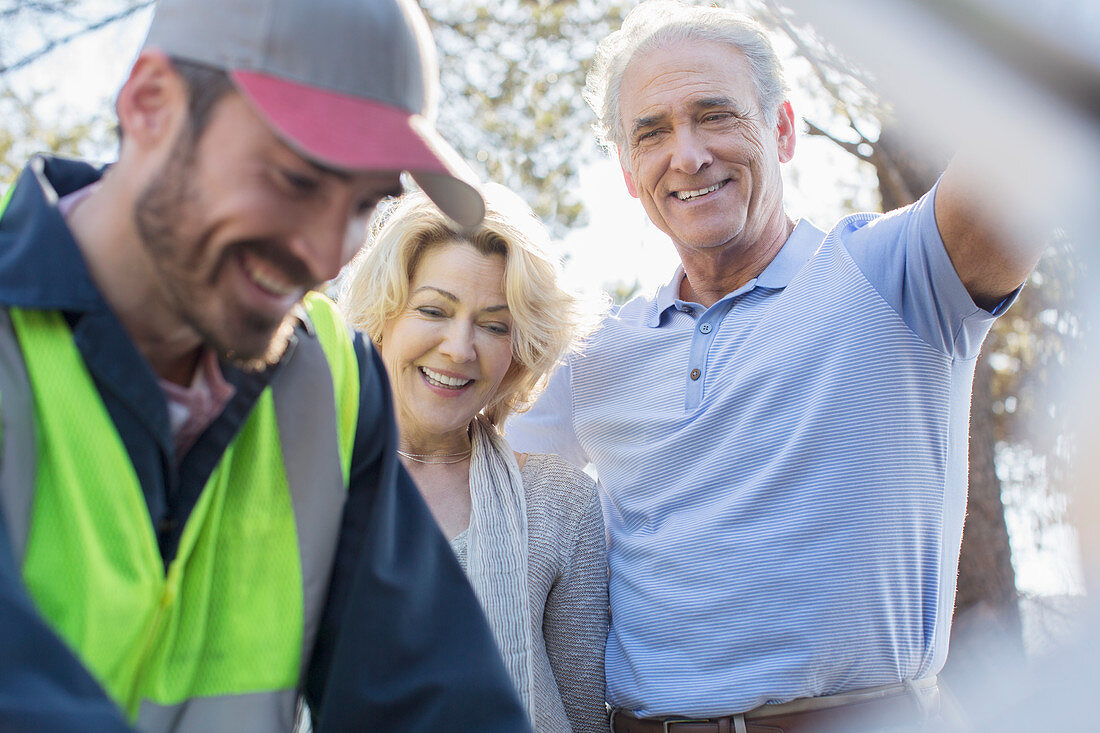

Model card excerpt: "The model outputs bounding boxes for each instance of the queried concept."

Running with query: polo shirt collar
[648,218,826,327]
[755,218,826,288]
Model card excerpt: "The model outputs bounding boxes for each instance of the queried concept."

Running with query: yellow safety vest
[0,292,357,731]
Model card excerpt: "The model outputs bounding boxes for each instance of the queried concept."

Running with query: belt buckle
[663,718,705,732]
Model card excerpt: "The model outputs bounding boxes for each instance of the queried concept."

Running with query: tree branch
[802,117,871,161]
[757,0,879,146]
[1,1,154,76]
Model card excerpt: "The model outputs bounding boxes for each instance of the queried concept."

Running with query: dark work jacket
[0,156,529,732]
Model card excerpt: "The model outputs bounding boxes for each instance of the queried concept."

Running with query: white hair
[584,0,788,156]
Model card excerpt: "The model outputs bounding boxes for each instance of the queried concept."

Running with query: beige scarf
[465,414,535,720]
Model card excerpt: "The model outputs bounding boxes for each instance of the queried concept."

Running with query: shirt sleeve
[0,518,134,731]
[504,358,589,468]
[304,336,531,732]
[837,180,1019,359]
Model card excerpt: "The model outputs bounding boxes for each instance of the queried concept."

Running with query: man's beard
[225,316,295,373]
[132,124,296,371]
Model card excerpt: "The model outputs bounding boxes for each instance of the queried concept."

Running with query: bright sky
[6,2,1084,598]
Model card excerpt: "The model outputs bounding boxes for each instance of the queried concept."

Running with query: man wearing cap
[508,1,1044,731]
[0,0,529,730]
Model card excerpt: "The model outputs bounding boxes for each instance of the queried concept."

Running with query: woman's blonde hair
[341,184,593,427]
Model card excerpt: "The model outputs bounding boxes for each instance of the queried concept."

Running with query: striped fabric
[507,185,1016,718]
[465,415,535,721]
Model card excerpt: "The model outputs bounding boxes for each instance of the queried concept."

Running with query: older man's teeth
[242,255,298,297]
[421,366,472,389]
[675,182,723,201]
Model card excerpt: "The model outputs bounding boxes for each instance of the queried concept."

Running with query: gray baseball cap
[143,0,484,227]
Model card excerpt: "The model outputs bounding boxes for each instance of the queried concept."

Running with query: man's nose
[287,210,354,285]
[669,128,712,175]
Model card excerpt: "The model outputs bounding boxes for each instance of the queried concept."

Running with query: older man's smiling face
[619,39,794,262]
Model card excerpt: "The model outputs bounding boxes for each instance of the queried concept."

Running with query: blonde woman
[341,186,606,732]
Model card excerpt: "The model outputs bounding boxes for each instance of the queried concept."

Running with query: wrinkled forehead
[619,39,757,124]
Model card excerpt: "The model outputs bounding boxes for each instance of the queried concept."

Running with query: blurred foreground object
[780,0,1100,730]
[782,0,1100,249]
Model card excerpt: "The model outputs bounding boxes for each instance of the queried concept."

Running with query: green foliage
[606,278,641,306]
[986,235,1080,493]
[1,1,129,188]
[0,87,113,189]
[425,0,633,234]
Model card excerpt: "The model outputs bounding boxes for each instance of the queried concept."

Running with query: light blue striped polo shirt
[507,185,1016,717]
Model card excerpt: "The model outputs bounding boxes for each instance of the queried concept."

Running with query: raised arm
[933,150,1050,312]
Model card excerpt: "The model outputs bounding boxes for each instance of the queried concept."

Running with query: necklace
[397,449,472,465]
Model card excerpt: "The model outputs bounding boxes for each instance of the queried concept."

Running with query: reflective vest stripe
[268,300,349,689]
[0,186,35,565]
[137,685,297,731]
[0,308,34,566]
[303,294,359,480]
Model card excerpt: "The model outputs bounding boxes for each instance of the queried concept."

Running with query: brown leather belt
[609,679,940,733]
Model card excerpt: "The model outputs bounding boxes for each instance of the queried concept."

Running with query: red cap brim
[231,70,484,227]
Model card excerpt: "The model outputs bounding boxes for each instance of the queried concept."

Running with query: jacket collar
[0,155,107,311]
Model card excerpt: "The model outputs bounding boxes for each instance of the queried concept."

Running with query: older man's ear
[620,164,639,198]
[776,100,796,163]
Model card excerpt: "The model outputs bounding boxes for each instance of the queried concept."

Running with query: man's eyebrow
[304,159,403,199]
[303,158,401,191]
[629,96,750,138]
[694,96,734,110]
[302,157,352,182]
[630,113,667,138]
[694,95,753,116]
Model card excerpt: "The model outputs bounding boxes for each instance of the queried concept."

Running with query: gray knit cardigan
[452,452,608,733]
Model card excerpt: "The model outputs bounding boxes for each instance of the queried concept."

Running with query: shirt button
[690,368,701,381]
[699,323,712,334]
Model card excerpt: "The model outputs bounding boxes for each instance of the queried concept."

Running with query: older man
[508,1,1041,731]
[0,0,529,730]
